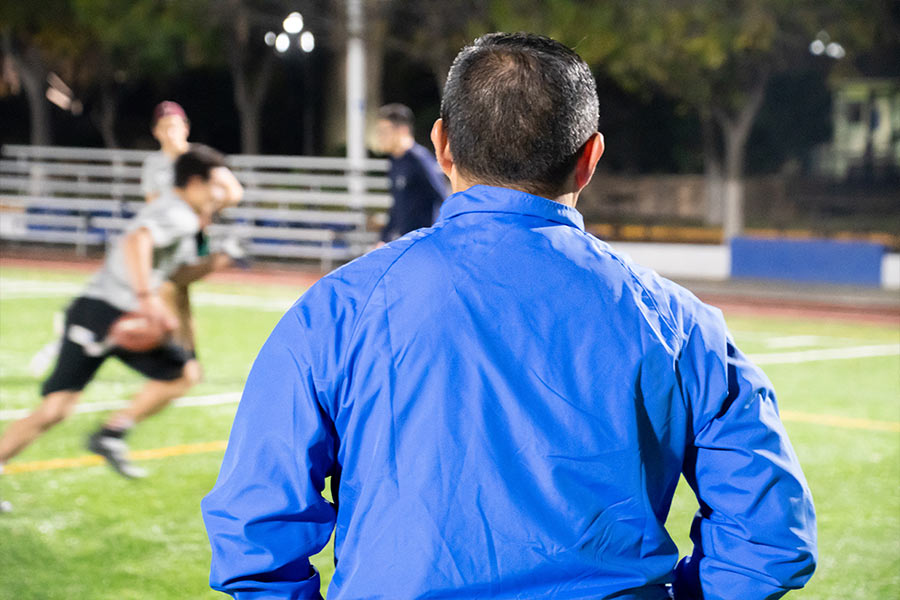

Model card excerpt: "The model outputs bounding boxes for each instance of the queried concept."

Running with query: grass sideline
[1,265,898,599]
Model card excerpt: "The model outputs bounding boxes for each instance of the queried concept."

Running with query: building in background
[815,77,900,181]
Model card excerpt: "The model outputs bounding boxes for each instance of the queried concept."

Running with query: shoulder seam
[334,223,447,376]
[575,229,682,347]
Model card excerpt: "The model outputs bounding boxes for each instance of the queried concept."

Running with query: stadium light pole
[265,13,317,155]
[346,0,366,205]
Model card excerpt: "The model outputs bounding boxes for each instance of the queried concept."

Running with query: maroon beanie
[152,101,188,126]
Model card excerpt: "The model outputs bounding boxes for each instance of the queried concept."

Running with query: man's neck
[553,191,578,208]
[450,172,579,208]
[392,136,415,158]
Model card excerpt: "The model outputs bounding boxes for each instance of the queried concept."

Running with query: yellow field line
[780,410,900,433]
[4,440,226,475]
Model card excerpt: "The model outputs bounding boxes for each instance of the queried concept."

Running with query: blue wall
[731,237,885,287]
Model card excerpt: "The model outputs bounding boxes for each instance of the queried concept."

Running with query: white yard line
[748,344,900,365]
[0,391,241,421]
[0,278,295,311]
[762,335,832,349]
[730,330,869,346]
[0,279,82,297]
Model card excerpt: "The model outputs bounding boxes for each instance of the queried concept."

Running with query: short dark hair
[441,33,599,198]
[378,103,415,131]
[174,144,226,188]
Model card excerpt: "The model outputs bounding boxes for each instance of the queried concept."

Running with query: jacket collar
[437,184,585,231]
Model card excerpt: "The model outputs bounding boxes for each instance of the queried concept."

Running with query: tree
[219,0,278,155]
[471,0,882,237]
[382,0,490,94]
[0,29,53,145]
[593,0,879,237]
[610,0,780,236]
[69,0,188,147]
[0,0,87,145]
[170,0,300,155]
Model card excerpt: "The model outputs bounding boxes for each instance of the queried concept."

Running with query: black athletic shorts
[41,296,191,396]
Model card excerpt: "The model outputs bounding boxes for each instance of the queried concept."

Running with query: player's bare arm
[168,255,231,288]
[122,227,177,332]
[209,166,244,212]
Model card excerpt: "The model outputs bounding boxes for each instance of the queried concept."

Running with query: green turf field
[1,265,898,599]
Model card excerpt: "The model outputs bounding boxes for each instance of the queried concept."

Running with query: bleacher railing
[0,145,392,271]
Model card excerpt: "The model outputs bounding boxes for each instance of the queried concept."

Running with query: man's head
[174,144,228,218]
[375,103,415,157]
[433,33,604,202]
[151,101,190,155]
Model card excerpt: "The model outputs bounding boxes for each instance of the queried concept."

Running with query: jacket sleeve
[673,311,817,600]
[201,308,338,600]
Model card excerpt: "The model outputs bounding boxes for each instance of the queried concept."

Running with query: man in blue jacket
[202,32,816,600]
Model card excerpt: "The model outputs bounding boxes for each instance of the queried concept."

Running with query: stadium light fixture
[269,12,315,57]
[300,31,315,53]
[283,12,304,34]
[809,30,844,60]
[825,42,846,59]
[275,33,290,53]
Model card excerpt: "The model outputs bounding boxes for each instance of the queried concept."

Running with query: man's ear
[574,132,605,191]
[431,119,454,178]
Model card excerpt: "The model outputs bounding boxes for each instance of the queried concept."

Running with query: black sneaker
[87,433,147,479]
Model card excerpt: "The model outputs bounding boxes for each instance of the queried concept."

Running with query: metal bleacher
[0,145,392,270]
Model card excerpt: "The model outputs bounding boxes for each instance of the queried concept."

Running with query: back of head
[378,103,415,132]
[174,144,226,188]
[441,33,599,198]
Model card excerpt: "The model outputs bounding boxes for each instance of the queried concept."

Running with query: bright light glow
[300,31,315,53]
[264,31,276,47]
[826,42,846,59]
[809,40,825,55]
[283,12,304,34]
[275,33,290,53]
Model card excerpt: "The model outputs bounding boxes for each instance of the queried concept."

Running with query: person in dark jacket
[374,103,448,243]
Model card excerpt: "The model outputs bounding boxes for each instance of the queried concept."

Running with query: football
[106,313,170,352]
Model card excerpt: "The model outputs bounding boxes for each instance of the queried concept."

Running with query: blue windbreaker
[202,185,816,600]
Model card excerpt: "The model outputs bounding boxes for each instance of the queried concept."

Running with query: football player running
[0,146,242,499]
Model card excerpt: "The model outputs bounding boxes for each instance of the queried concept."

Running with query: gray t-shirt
[141,151,175,198]
[82,190,201,311]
